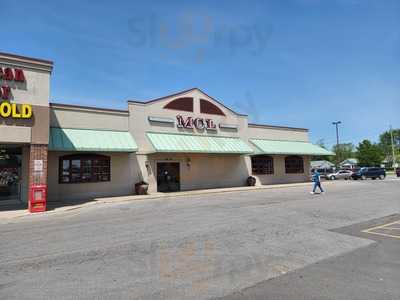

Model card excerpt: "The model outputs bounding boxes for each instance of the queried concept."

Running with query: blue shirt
[312,172,320,183]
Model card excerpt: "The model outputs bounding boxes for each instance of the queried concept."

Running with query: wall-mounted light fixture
[145,161,151,175]
[186,157,191,168]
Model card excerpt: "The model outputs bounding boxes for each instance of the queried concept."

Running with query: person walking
[311,169,324,194]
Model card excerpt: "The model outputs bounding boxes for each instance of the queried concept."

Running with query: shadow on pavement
[0,198,97,213]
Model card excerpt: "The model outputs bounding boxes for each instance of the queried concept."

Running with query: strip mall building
[0,52,331,206]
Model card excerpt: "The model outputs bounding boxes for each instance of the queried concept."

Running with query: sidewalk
[0,181,330,221]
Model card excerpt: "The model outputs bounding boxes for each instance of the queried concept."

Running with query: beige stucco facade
[125,89,312,194]
[252,155,311,185]
[50,104,129,131]
[1,52,323,206]
[143,153,251,193]
[0,54,51,107]
[128,89,249,154]
[47,151,140,202]
[0,53,53,205]
[247,124,309,142]
[47,104,141,202]
[45,88,315,201]
[0,53,52,145]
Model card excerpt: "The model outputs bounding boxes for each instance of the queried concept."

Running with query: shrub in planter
[246,176,256,186]
[135,181,149,195]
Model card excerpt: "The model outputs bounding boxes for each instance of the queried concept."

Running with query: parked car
[396,168,400,177]
[311,168,335,179]
[351,167,386,180]
[326,170,353,180]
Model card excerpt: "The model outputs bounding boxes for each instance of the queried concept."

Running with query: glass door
[157,162,181,192]
[0,146,22,203]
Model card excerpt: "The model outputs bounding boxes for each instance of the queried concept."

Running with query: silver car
[327,170,353,180]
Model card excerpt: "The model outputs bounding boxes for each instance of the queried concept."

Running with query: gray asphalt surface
[217,214,400,300]
[1,178,399,299]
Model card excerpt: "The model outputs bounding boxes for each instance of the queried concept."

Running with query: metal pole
[332,121,341,166]
[335,123,339,146]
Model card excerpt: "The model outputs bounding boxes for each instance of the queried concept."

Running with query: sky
[2,0,400,149]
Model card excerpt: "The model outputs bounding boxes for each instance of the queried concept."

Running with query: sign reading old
[0,67,32,119]
[0,102,32,118]
[176,115,217,130]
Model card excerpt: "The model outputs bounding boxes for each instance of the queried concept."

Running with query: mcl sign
[176,115,217,130]
[0,67,33,119]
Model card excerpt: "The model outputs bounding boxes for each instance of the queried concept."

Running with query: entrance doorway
[157,162,180,192]
[0,146,22,203]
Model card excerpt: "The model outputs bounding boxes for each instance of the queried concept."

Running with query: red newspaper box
[29,185,47,213]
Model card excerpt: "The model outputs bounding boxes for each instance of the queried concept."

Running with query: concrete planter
[246,176,256,186]
[135,182,149,195]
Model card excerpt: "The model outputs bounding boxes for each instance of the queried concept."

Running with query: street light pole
[332,121,342,166]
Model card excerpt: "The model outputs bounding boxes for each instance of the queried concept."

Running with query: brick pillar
[28,144,48,198]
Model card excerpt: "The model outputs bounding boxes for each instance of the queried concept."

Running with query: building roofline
[0,52,53,66]
[128,87,248,117]
[248,123,309,132]
[49,102,129,115]
[127,88,197,104]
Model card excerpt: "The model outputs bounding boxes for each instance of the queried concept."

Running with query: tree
[315,139,326,149]
[312,139,333,161]
[356,140,384,167]
[379,128,400,166]
[332,143,355,165]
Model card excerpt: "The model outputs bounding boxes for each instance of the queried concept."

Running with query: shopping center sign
[176,115,217,130]
[0,67,32,119]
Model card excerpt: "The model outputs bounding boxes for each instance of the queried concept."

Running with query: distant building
[340,158,358,169]
[382,156,399,169]
[310,160,335,170]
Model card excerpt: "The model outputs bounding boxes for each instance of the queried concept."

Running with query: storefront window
[59,154,110,184]
[285,156,304,174]
[61,160,70,183]
[251,155,274,174]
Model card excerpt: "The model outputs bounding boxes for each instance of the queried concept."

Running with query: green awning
[250,139,333,156]
[49,128,138,152]
[147,132,253,154]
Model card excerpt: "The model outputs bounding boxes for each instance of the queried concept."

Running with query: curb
[96,181,326,203]
[1,181,334,221]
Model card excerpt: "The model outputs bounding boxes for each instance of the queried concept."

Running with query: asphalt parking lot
[0,177,399,299]
[218,214,400,300]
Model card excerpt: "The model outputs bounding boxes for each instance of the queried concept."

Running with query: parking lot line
[385,226,400,229]
[363,220,400,231]
[362,220,400,239]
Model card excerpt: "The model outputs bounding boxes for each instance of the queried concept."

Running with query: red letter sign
[1,86,11,100]
[205,119,216,129]
[176,115,185,128]
[14,69,26,82]
[194,118,205,129]
[177,115,218,130]
[3,68,14,81]
[177,115,194,128]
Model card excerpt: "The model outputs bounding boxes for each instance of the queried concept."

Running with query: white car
[327,170,353,180]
